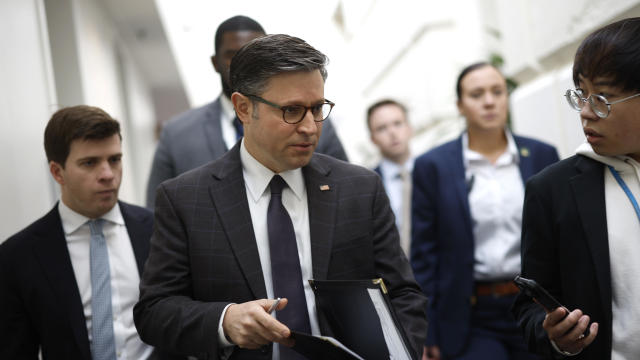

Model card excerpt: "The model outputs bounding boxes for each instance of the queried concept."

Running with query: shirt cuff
[218,303,236,348]
[550,339,582,357]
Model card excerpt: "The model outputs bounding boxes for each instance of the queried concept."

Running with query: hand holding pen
[268,297,282,314]
[221,297,292,349]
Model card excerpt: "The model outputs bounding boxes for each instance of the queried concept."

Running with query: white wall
[155,0,503,166]
[71,0,156,204]
[0,0,57,241]
[1,0,160,241]
[495,0,640,157]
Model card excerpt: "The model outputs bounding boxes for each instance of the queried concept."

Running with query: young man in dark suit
[146,15,348,209]
[512,17,640,360]
[0,106,155,360]
[135,34,428,360]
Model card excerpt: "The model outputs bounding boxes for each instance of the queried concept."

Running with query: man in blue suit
[146,15,348,208]
[0,106,160,359]
[411,63,559,360]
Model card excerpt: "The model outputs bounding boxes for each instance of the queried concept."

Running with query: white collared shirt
[217,140,320,359]
[220,94,239,150]
[378,158,414,232]
[463,130,524,280]
[59,201,153,360]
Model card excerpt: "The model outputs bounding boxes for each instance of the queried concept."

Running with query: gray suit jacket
[134,143,428,360]
[146,97,349,208]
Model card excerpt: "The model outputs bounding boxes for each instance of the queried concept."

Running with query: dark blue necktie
[233,116,243,140]
[268,175,311,359]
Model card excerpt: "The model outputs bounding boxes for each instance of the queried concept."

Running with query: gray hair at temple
[230,34,329,96]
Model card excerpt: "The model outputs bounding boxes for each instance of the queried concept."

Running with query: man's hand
[543,307,598,354]
[222,298,294,349]
[422,345,441,360]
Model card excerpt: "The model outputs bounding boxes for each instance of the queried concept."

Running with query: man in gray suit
[134,34,427,360]
[146,15,348,208]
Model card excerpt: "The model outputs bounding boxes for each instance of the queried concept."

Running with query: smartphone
[514,275,590,337]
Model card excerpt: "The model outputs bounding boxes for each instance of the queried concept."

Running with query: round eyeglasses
[245,94,335,124]
[565,89,640,119]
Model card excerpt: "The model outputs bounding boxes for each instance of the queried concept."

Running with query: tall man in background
[368,99,414,255]
[146,15,348,208]
[0,106,156,360]
[135,34,427,360]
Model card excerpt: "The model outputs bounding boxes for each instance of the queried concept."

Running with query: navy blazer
[410,133,559,357]
[0,201,153,360]
[146,97,349,208]
[135,143,428,360]
[512,155,612,360]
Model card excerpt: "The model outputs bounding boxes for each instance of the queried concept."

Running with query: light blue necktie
[89,219,117,360]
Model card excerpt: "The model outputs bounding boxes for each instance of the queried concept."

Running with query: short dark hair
[214,15,265,53]
[366,99,407,130]
[44,105,121,166]
[573,17,640,92]
[455,62,504,100]
[230,34,328,97]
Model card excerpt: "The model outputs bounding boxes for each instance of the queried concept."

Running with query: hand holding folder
[278,278,415,360]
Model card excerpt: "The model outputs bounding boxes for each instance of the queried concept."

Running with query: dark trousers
[446,294,541,360]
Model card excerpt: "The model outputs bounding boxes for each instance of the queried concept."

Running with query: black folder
[290,330,364,360]
[308,278,415,360]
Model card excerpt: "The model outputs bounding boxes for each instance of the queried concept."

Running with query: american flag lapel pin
[319,184,330,191]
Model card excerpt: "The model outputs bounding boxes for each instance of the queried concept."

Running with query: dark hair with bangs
[573,17,640,92]
[44,105,121,167]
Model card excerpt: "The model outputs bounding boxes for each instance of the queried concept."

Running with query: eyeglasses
[245,94,335,124]
[565,89,640,119]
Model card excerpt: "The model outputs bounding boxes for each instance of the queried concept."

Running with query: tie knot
[269,175,287,195]
[88,219,105,236]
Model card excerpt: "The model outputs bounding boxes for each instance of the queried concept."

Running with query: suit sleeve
[410,157,439,347]
[134,184,228,358]
[370,173,429,357]
[146,129,177,209]
[511,174,562,359]
[0,243,40,359]
[316,117,349,162]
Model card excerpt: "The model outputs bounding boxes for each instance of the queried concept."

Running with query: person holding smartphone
[512,17,640,360]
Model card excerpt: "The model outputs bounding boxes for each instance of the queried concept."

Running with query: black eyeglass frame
[244,94,335,124]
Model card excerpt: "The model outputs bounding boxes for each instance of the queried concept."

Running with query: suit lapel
[303,156,336,280]
[208,145,268,299]
[202,98,231,155]
[120,202,150,275]
[515,136,534,181]
[33,206,91,360]
[570,156,612,318]
[449,137,474,240]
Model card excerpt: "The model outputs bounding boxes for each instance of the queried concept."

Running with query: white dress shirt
[220,94,239,150]
[462,130,524,281]
[379,159,413,231]
[217,139,320,359]
[378,158,414,254]
[59,201,153,360]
